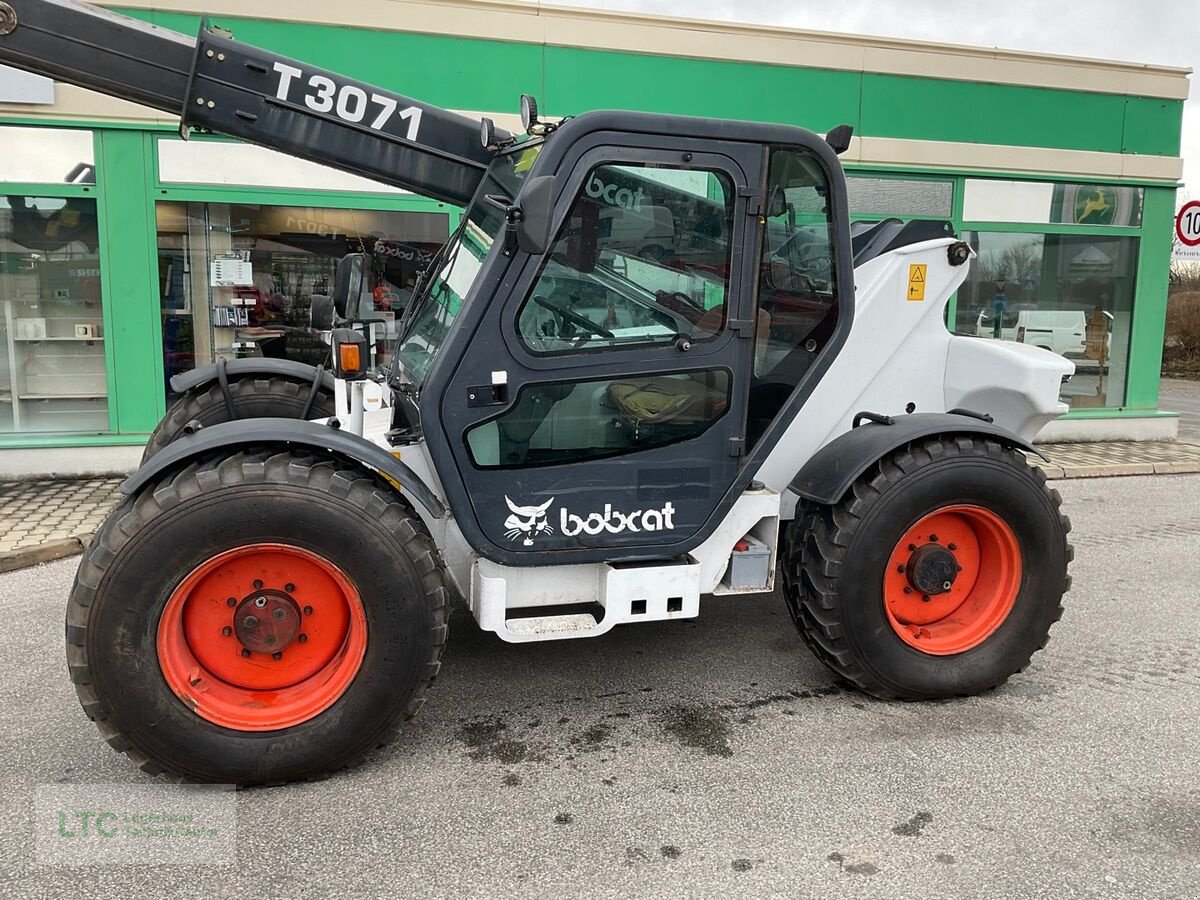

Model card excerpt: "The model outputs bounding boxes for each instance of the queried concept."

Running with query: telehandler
[0,0,1073,785]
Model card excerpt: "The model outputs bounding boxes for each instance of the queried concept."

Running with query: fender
[789,412,1047,506]
[169,358,335,395]
[121,418,447,520]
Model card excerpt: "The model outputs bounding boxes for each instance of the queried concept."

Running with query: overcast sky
[561,0,1198,201]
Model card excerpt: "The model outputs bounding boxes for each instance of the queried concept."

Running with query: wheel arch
[169,358,335,395]
[122,418,447,522]
[789,412,1047,507]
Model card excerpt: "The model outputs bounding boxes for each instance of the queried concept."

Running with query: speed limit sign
[1178,200,1200,247]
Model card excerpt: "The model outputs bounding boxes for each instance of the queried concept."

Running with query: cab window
[516,163,735,355]
[748,147,839,448]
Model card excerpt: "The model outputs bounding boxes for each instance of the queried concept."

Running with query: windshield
[393,144,540,384]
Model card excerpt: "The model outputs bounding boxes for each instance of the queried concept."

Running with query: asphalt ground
[1,474,1198,899]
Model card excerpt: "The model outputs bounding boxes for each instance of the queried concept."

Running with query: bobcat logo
[503,496,555,546]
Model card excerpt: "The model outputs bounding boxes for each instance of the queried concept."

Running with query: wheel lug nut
[227,597,236,607]
[942,581,952,591]
[929,534,938,542]
[241,648,251,658]
[303,605,313,616]
[921,594,930,602]
[272,608,286,620]
[298,633,308,644]
[222,626,232,636]
[903,587,912,595]
[272,652,283,661]
[253,580,264,589]
[908,544,917,552]
[243,615,258,629]
[254,596,267,608]
[285,583,296,593]
[948,543,957,551]
[896,565,906,573]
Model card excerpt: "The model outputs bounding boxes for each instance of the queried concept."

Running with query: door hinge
[738,187,762,217]
[728,436,746,457]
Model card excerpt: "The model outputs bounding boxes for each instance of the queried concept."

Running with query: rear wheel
[782,436,1071,699]
[67,449,448,785]
[142,375,337,463]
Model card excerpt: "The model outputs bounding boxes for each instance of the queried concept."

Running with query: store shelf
[13,336,104,342]
[18,393,108,400]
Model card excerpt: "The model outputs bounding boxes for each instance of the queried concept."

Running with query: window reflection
[0,127,95,185]
[846,176,953,217]
[963,179,1142,227]
[958,232,1139,408]
[0,196,108,434]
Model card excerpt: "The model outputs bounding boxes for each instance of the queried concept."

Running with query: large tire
[781,436,1071,700]
[66,449,449,785]
[142,376,337,463]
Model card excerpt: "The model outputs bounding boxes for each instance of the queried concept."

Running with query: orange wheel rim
[881,505,1021,655]
[157,544,367,731]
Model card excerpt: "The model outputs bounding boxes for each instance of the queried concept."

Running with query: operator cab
[389,109,853,566]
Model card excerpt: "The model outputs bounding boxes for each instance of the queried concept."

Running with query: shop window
[155,201,449,396]
[957,231,1139,408]
[0,196,108,434]
[158,138,400,195]
[846,176,953,218]
[466,370,731,468]
[963,179,1143,227]
[516,163,735,355]
[0,127,94,185]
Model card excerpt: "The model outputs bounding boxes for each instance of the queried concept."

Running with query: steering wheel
[532,295,614,340]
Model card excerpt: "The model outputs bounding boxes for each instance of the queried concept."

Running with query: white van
[976,308,1087,357]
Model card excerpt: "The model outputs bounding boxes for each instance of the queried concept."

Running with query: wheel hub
[159,543,367,731]
[906,544,959,596]
[233,590,302,654]
[882,506,1022,656]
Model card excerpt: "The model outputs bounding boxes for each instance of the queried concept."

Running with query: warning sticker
[907,264,927,302]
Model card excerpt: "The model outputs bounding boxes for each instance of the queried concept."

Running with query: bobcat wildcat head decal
[504,496,555,546]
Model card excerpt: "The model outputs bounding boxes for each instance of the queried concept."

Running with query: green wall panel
[861,73,1128,154]
[120,10,544,113]
[1122,96,1185,157]
[1124,186,1177,410]
[541,46,861,133]
[94,130,163,434]
[115,8,1183,159]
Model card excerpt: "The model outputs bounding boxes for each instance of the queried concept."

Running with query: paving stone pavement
[0,478,124,572]
[1032,440,1200,479]
[1,440,1199,572]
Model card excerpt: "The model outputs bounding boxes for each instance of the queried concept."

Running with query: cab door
[436,137,763,566]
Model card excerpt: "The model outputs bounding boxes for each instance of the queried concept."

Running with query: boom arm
[0,0,503,205]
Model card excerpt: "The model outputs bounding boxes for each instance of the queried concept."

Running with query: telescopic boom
[0,0,503,204]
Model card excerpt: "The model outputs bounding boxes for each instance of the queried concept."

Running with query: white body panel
[756,239,1072,518]
[347,239,1072,642]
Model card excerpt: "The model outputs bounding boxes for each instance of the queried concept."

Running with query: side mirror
[333,253,367,319]
[515,175,556,255]
[825,124,854,155]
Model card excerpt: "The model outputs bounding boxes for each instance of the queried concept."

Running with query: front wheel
[67,449,449,785]
[782,436,1071,699]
